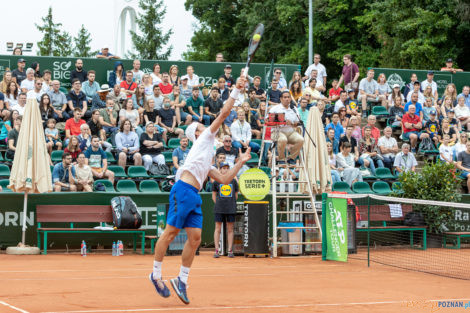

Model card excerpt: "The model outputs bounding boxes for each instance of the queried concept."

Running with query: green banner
[325,197,348,262]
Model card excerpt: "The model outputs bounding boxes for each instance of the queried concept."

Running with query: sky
[0,0,196,60]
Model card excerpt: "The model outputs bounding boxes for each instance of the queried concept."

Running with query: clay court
[0,251,468,313]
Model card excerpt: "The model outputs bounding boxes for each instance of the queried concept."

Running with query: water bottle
[118,240,124,256]
[112,242,117,256]
[81,240,87,257]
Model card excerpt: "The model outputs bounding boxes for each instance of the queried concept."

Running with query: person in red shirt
[328,79,343,102]
[159,72,173,95]
[361,115,380,142]
[401,104,422,152]
[120,70,137,98]
[65,108,86,145]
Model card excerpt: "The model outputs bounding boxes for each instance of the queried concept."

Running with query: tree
[56,31,73,57]
[73,25,94,57]
[36,7,73,57]
[129,0,173,60]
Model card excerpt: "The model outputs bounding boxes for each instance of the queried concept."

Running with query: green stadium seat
[392,182,404,194]
[108,165,128,178]
[0,179,12,192]
[259,166,271,178]
[375,168,397,180]
[162,151,173,164]
[252,139,262,146]
[332,181,352,193]
[0,164,11,177]
[4,152,13,162]
[106,151,116,164]
[352,181,373,194]
[94,179,115,192]
[372,106,389,117]
[116,180,138,193]
[0,152,3,161]
[167,138,180,150]
[246,152,260,166]
[139,180,161,193]
[360,167,376,180]
[51,150,64,163]
[372,181,392,195]
[59,87,68,94]
[127,166,150,178]
[178,124,188,131]
[50,165,54,173]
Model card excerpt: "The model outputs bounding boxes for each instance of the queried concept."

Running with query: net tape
[327,193,470,209]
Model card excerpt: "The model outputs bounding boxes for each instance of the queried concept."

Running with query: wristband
[230,88,240,100]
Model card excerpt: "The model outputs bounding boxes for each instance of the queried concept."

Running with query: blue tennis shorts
[167,180,203,229]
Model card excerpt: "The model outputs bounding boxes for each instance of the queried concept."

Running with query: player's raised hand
[239,147,252,163]
[235,76,247,90]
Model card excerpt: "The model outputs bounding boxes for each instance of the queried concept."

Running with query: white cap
[185,122,199,142]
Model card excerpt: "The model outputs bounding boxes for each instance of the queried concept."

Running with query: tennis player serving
[149,76,251,304]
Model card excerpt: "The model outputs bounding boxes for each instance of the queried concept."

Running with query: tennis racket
[243,23,264,78]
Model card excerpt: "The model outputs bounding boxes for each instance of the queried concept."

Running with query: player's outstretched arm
[208,148,251,184]
[209,76,247,133]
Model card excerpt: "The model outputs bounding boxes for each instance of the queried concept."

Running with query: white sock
[152,260,162,280]
[178,265,190,284]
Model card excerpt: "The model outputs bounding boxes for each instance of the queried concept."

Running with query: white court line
[0,300,30,313]
[41,298,470,313]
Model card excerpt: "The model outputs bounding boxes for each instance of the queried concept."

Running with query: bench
[443,232,470,249]
[356,204,427,250]
[36,205,146,255]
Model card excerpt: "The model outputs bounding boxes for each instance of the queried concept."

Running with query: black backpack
[404,211,425,226]
[111,196,142,229]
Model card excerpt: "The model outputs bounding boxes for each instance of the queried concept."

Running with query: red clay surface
[0,251,468,313]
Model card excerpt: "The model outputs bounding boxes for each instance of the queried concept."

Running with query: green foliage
[73,25,95,58]
[36,7,73,57]
[394,161,460,233]
[129,0,173,60]
[56,31,73,57]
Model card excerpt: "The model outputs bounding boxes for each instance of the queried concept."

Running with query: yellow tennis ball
[252,34,261,42]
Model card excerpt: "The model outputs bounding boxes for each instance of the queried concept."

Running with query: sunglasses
[224,140,232,142]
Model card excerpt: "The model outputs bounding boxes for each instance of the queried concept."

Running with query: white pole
[21,191,28,245]
[308,0,313,66]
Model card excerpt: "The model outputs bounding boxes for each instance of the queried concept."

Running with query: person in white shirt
[394,143,417,173]
[439,134,453,163]
[305,69,326,93]
[41,70,52,94]
[230,109,260,152]
[406,81,426,104]
[150,76,251,304]
[181,65,203,89]
[453,132,468,160]
[273,68,288,91]
[303,54,327,86]
[358,69,381,117]
[454,96,470,130]
[26,78,45,101]
[269,90,304,164]
[20,68,35,93]
[378,127,399,169]
[131,59,145,84]
[421,71,438,102]
[11,93,27,116]
[334,91,348,112]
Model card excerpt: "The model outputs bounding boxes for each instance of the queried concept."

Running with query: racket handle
[243,67,250,78]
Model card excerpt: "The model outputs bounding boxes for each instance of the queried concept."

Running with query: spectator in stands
[6,116,22,160]
[304,54,327,86]
[338,107,349,130]
[108,61,124,88]
[39,93,54,126]
[159,73,173,95]
[4,79,18,108]
[377,73,391,108]
[421,71,438,102]
[230,108,260,152]
[150,63,162,85]
[305,69,326,94]
[67,78,88,119]
[99,99,119,136]
[388,84,404,108]
[77,123,92,151]
[389,96,405,127]
[180,76,193,100]
[11,93,27,116]
[48,80,68,121]
[220,64,235,89]
[12,58,27,85]
[336,142,363,186]
[252,76,266,101]
[82,70,100,105]
[441,58,463,73]
[52,152,77,192]
[169,85,189,125]
[454,133,467,160]
[89,110,112,152]
[132,84,146,115]
[378,126,398,170]
[316,99,328,125]
[187,87,209,126]
[85,136,114,184]
[115,119,142,167]
[338,54,359,91]
[403,73,419,100]
[439,134,453,163]
[328,79,343,103]
[214,152,226,169]
[457,141,470,190]
[70,59,88,83]
[358,69,380,117]
[422,97,435,123]
[438,118,457,145]
[26,78,44,101]
[159,97,184,139]
[424,110,440,147]
[172,136,190,173]
[406,81,425,104]
[247,88,260,109]
[96,46,119,59]
[269,91,304,164]
[327,142,341,183]
[216,135,239,167]
[273,68,287,91]
[131,59,144,84]
[457,86,470,109]
[256,101,267,129]
[326,128,339,154]
[74,152,93,192]
[216,77,230,102]
[289,80,303,103]
[404,92,424,120]
[41,70,52,94]
[140,122,165,171]
[64,135,82,162]
[441,83,458,106]
[447,109,460,133]
[345,90,360,118]
[120,71,137,98]
[169,65,180,86]
[297,97,309,126]
[303,78,324,106]
[205,87,223,124]
[268,79,281,106]
[423,85,435,106]
[143,98,166,142]
[325,112,344,140]
[182,65,203,89]
[394,143,417,173]
[359,125,384,176]
[106,83,126,110]
[215,53,224,62]
[455,96,470,130]
[20,68,35,93]
[361,115,380,142]
[151,85,164,111]
[440,96,454,119]
[45,118,62,154]
[402,104,422,152]
[142,74,154,96]
[334,90,348,112]
[120,98,143,136]
[65,108,86,145]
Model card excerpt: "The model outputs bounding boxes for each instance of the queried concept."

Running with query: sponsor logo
[53,61,72,83]
[387,73,405,89]
[0,211,34,227]
[220,184,233,197]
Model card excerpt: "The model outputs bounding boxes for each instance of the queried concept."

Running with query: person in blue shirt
[326,128,339,154]
[52,152,77,192]
[115,119,142,167]
[404,92,423,120]
[325,112,344,141]
[172,136,191,174]
[84,136,115,183]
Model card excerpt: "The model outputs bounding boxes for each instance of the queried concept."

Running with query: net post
[321,192,327,261]
[367,195,370,267]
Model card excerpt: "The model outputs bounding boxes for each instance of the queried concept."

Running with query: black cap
[18,58,25,63]
[427,70,434,75]
[446,58,453,63]
[225,64,232,68]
